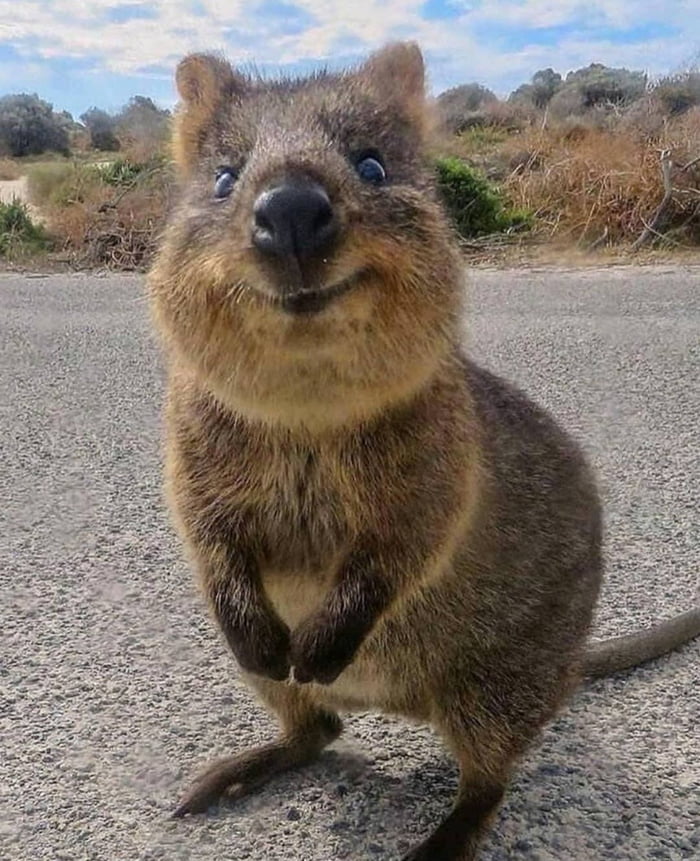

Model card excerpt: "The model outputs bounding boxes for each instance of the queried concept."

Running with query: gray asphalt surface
[2,266,699,861]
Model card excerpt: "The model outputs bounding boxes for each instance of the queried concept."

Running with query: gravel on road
[2,266,699,860]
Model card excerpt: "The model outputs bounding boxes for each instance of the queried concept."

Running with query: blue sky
[0,0,697,118]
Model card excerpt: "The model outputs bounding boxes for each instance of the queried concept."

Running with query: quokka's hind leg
[173,677,342,818]
[401,769,507,861]
[401,704,526,861]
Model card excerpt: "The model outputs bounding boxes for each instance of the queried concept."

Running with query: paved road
[2,267,699,861]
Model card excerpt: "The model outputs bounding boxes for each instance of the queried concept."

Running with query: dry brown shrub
[43,172,109,242]
[482,99,539,131]
[45,163,173,269]
[665,105,700,149]
[618,97,669,141]
[119,134,170,166]
[500,116,700,245]
[86,182,170,268]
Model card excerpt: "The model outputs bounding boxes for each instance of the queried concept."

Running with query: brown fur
[148,42,699,860]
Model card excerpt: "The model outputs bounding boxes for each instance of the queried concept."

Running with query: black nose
[252,182,338,259]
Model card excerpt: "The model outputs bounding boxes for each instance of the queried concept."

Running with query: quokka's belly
[260,566,335,630]
[260,566,428,717]
[315,639,432,719]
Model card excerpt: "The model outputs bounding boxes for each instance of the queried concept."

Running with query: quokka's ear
[360,42,426,121]
[172,53,247,175]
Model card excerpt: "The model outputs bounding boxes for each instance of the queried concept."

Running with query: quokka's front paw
[229,613,291,681]
[289,613,358,685]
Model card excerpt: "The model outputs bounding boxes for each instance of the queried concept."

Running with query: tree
[531,68,563,107]
[436,83,499,133]
[80,107,120,151]
[510,68,563,108]
[545,64,647,119]
[564,64,647,108]
[115,96,170,160]
[0,93,70,157]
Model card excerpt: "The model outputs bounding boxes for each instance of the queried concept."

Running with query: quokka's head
[149,42,464,431]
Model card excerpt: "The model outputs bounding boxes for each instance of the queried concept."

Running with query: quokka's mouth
[277,272,364,315]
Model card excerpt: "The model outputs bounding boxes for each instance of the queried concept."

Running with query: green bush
[457,125,511,150]
[0,198,50,257]
[435,157,531,238]
[96,158,145,186]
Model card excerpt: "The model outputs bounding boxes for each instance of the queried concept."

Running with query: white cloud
[0,0,697,97]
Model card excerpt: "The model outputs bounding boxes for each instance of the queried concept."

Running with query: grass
[0,198,51,259]
[27,162,84,206]
[0,150,120,185]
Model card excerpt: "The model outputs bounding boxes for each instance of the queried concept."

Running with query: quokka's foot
[173,749,270,817]
[173,711,343,818]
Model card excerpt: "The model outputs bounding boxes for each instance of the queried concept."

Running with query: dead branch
[457,227,535,252]
[632,149,674,250]
[679,155,700,174]
[638,215,680,246]
[587,226,609,251]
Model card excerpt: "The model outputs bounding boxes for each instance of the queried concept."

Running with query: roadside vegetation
[0,199,51,259]
[0,62,699,269]
[435,65,700,256]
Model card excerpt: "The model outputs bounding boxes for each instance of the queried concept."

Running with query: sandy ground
[0,176,29,204]
[0,175,45,223]
[1,267,699,860]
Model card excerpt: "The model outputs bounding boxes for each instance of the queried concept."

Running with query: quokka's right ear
[173,53,246,175]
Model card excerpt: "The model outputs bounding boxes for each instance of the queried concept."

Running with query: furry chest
[248,447,354,572]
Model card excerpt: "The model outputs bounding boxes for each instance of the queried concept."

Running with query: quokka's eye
[355,153,387,185]
[214,166,237,199]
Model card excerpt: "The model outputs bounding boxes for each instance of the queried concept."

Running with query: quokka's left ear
[360,42,426,116]
[172,52,248,175]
